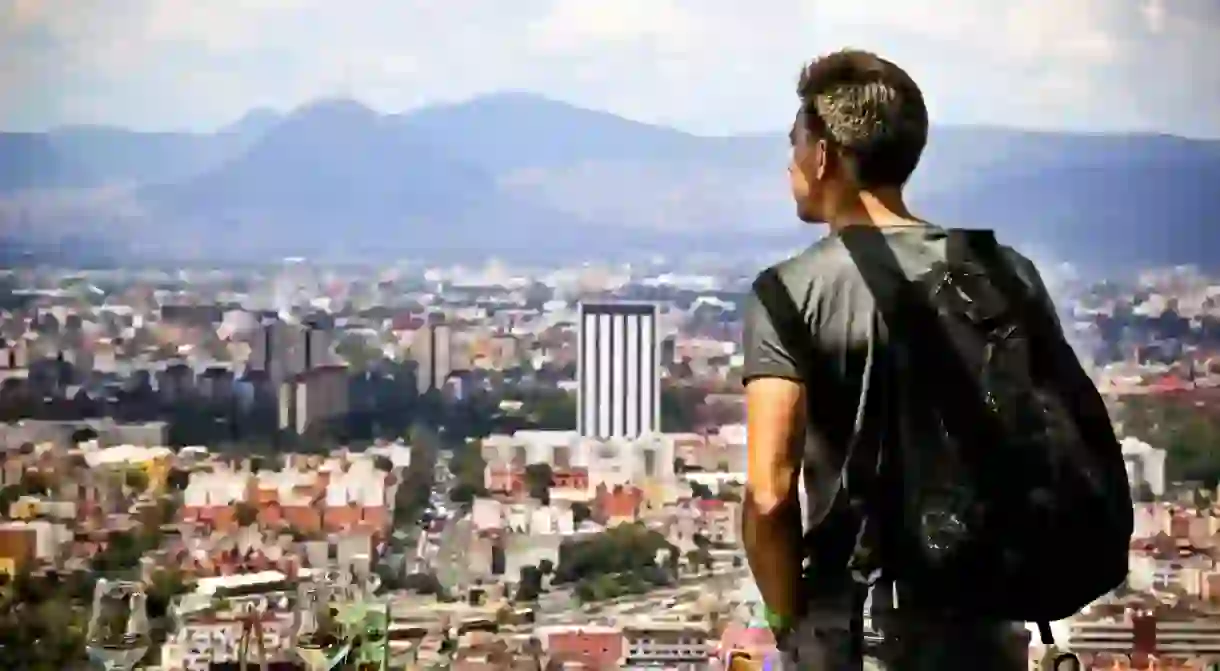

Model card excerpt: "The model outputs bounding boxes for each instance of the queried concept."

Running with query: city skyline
[2,242,1220,668]
[2,0,1218,139]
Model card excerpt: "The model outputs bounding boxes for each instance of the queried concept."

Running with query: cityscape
[0,260,1219,669]
[3,1,1219,669]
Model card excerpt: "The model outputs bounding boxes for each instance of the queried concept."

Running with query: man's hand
[743,376,806,624]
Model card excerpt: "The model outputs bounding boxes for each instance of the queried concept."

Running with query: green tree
[516,566,543,602]
[554,523,676,587]
[576,574,623,602]
[571,502,592,525]
[524,463,554,503]
[154,498,179,526]
[90,531,148,572]
[661,385,706,432]
[686,549,704,574]
[19,470,49,496]
[124,468,149,494]
[1166,413,1220,486]
[234,501,259,527]
[402,572,441,595]
[394,426,439,525]
[574,579,596,602]
[0,486,20,516]
[145,568,189,619]
[449,440,488,497]
[689,482,714,499]
[528,392,577,430]
[449,483,478,505]
[335,333,381,371]
[165,467,191,491]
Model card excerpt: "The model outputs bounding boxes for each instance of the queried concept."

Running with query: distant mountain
[0,233,116,267]
[0,111,282,194]
[221,107,283,139]
[139,99,585,260]
[1,93,1217,269]
[0,133,87,191]
[392,91,715,171]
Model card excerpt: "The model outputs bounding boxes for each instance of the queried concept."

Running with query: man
[741,50,1046,670]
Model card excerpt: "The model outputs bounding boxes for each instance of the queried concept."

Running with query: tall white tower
[577,302,661,438]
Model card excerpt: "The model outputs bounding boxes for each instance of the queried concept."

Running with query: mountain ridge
[2,92,1217,270]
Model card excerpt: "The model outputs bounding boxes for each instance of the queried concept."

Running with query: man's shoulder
[755,236,855,293]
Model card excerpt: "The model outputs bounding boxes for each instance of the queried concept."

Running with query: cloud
[0,0,1216,137]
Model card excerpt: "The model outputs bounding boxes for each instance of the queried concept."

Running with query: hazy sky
[2,0,1217,137]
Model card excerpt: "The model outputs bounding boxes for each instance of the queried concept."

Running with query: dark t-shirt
[742,224,1060,578]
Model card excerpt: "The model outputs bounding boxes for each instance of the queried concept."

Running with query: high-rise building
[249,320,331,383]
[577,302,660,438]
[413,324,453,395]
[278,365,350,435]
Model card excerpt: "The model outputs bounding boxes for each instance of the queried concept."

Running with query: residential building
[540,625,624,669]
[414,323,454,394]
[621,622,713,669]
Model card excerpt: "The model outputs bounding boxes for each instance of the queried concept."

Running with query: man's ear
[813,138,829,182]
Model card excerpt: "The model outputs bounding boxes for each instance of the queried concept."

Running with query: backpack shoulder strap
[751,267,814,374]
[750,266,862,449]
[955,230,1041,322]
[837,226,1006,472]
[945,227,974,265]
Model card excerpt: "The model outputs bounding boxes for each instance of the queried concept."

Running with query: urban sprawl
[1,261,1220,670]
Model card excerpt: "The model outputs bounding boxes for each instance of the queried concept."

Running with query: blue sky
[2,0,1217,137]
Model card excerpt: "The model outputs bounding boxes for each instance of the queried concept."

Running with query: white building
[621,621,713,668]
[481,430,678,495]
[577,302,660,439]
[1121,436,1167,497]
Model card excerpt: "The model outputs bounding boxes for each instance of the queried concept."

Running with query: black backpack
[752,227,1132,644]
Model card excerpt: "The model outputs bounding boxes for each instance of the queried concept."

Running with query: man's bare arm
[743,376,806,622]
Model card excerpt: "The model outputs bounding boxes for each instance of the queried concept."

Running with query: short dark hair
[797,49,928,188]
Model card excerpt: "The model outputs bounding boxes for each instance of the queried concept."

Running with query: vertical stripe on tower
[640,312,655,434]
[597,313,612,438]
[625,314,640,438]
[583,312,598,436]
[610,313,626,437]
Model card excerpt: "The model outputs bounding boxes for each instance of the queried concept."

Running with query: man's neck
[825,188,924,232]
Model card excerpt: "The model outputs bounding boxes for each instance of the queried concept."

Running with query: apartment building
[1067,610,1220,659]
[539,625,625,669]
[621,621,713,669]
[484,464,589,498]
[481,430,678,503]
[278,364,349,435]
[1067,613,1145,655]
[1155,617,1220,657]
[178,456,391,536]
[162,611,296,671]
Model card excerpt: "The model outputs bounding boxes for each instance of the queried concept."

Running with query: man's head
[788,49,929,224]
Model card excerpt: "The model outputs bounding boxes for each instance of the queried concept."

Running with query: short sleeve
[741,287,802,386]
